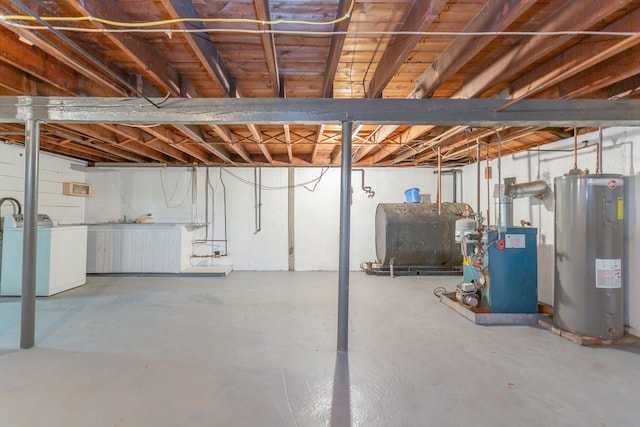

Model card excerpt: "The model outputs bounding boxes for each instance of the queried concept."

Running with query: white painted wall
[85,165,453,271]
[0,142,86,223]
[460,126,640,335]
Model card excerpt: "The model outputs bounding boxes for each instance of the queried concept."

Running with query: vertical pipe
[573,127,578,170]
[21,119,40,349]
[476,139,481,216]
[452,170,457,203]
[337,121,353,352]
[437,146,442,215]
[288,167,295,271]
[486,143,491,225]
[192,165,198,224]
[597,127,603,174]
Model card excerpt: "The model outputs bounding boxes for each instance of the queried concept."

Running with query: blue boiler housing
[463,227,538,313]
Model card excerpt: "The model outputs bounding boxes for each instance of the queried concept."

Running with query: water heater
[554,174,625,338]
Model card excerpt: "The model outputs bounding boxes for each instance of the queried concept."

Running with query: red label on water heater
[608,180,617,189]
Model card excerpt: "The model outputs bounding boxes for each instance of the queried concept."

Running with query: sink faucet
[0,197,22,232]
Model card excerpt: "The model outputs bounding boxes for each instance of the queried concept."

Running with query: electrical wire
[0,19,637,37]
[0,0,355,28]
[302,167,329,192]
[221,167,329,191]
[159,169,191,208]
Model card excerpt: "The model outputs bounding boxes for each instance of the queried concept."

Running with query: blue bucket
[404,188,420,203]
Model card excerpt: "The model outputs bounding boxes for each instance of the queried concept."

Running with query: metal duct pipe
[506,180,550,199]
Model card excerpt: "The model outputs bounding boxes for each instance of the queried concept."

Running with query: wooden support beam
[367,0,448,98]
[310,125,326,165]
[374,0,633,163]
[157,0,236,97]
[97,124,189,163]
[0,27,86,96]
[66,0,184,97]
[414,0,538,98]
[283,124,293,164]
[321,0,352,98]
[46,126,146,162]
[253,0,280,96]
[508,9,640,102]
[535,44,640,99]
[453,0,636,99]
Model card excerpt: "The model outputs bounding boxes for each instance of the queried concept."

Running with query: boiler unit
[461,224,538,313]
[554,174,625,339]
[374,202,472,274]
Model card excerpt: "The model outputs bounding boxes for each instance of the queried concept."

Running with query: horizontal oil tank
[375,202,472,267]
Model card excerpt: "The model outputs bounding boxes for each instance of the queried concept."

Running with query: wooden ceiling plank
[321,0,352,98]
[1,0,127,95]
[367,0,449,98]
[372,0,635,164]
[157,0,236,97]
[158,0,270,160]
[66,0,183,96]
[414,0,538,98]
[253,0,280,96]
[0,27,84,96]
[538,44,640,99]
[69,0,246,165]
[453,0,636,99]
[508,9,640,102]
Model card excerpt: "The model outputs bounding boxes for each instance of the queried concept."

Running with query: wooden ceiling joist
[453,0,637,99]
[367,0,448,98]
[66,0,183,97]
[321,0,353,98]
[0,0,638,167]
[414,0,538,98]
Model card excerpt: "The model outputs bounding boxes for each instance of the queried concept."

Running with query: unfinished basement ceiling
[0,0,638,167]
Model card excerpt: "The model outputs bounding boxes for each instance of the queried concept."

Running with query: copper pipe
[486,143,490,225]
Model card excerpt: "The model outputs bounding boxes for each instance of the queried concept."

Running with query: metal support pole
[337,120,353,352]
[21,119,40,349]
[476,139,481,216]
[437,147,442,215]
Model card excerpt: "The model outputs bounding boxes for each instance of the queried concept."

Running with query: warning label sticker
[595,259,622,289]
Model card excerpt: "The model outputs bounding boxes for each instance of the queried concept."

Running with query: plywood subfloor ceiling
[0,0,638,167]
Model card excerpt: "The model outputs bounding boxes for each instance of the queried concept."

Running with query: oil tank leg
[21,119,40,349]
[337,121,353,352]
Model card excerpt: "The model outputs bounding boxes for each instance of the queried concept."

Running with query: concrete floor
[0,272,638,427]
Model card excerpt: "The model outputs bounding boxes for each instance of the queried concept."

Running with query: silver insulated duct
[554,174,625,338]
